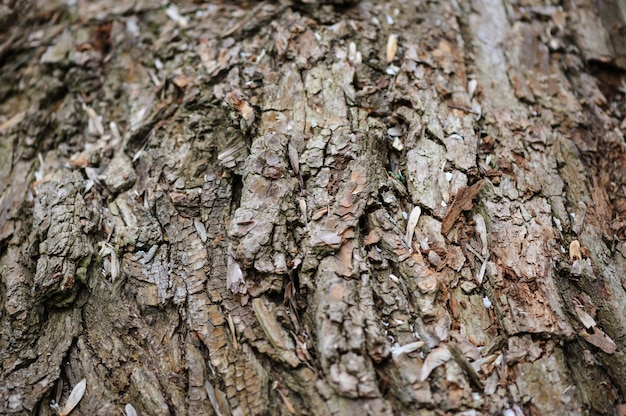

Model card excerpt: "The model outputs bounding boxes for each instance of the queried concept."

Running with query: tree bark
[1,0,626,415]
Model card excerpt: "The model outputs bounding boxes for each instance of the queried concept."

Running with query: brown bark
[2,0,626,415]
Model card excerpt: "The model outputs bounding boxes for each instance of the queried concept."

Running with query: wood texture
[1,0,626,415]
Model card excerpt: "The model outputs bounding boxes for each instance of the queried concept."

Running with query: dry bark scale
[1,0,626,415]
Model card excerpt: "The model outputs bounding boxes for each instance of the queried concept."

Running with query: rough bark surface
[2,0,626,415]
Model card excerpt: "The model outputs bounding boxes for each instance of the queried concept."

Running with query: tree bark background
[1,0,626,415]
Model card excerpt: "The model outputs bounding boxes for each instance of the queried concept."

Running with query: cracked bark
[2,0,626,415]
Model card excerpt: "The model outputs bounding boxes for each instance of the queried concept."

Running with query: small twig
[221,1,271,38]
[464,243,483,262]
[449,343,484,391]
[476,253,490,284]
[447,104,480,115]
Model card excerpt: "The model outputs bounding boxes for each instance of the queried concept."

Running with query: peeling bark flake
[56,378,86,416]
[227,248,246,294]
[405,206,421,251]
[419,346,452,383]
[442,180,485,234]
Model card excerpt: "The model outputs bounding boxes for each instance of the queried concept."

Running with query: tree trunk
[2,0,626,415]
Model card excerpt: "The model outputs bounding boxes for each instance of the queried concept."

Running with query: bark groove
[1,0,626,415]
